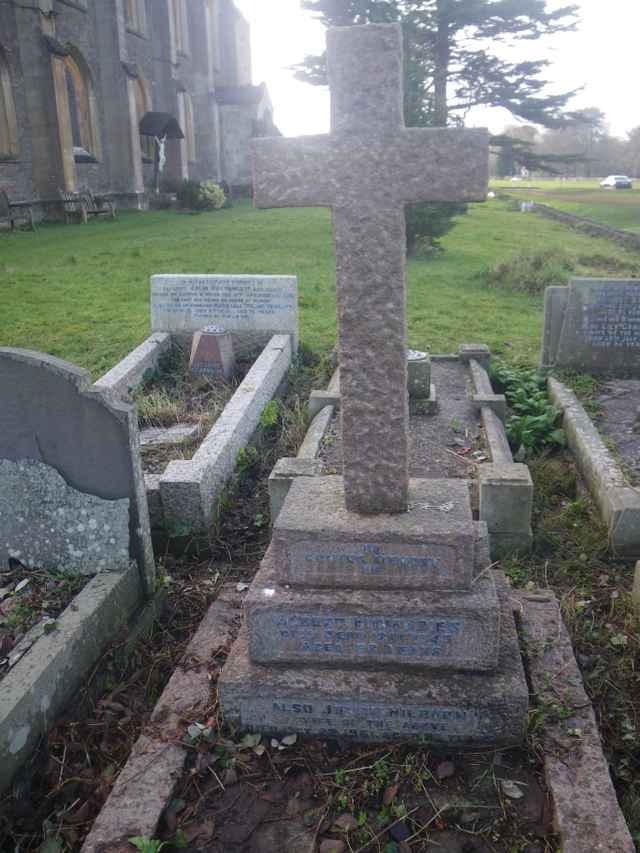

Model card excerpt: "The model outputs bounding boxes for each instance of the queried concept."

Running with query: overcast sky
[234,0,639,139]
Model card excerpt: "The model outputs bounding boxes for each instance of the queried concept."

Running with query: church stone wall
[0,0,269,209]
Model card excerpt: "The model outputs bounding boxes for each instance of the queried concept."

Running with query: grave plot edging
[158,334,292,532]
[517,590,636,853]
[94,333,173,398]
[80,586,240,853]
[469,358,534,558]
[0,564,142,794]
[548,377,640,557]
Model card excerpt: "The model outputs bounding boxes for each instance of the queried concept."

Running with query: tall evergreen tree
[295,1,579,252]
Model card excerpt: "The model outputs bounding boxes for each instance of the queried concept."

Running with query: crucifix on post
[253,24,488,515]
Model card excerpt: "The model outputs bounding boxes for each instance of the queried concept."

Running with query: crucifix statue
[252,24,488,515]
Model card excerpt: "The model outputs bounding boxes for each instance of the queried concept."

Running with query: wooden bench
[0,191,36,231]
[59,190,116,224]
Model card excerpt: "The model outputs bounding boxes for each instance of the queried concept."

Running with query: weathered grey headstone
[0,349,155,591]
[0,460,130,574]
[151,274,299,354]
[189,324,235,381]
[252,24,488,514]
[542,279,640,375]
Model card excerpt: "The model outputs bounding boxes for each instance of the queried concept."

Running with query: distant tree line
[493,110,640,178]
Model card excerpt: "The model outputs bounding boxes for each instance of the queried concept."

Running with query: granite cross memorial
[219,23,528,747]
[252,24,488,514]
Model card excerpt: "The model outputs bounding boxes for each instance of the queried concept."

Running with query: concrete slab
[517,590,635,853]
[219,572,528,747]
[268,457,325,523]
[245,545,500,671]
[272,476,476,590]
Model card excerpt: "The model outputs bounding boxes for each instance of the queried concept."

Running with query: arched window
[182,92,196,163]
[0,47,19,159]
[133,77,154,162]
[125,0,146,34]
[63,49,100,160]
[171,0,189,54]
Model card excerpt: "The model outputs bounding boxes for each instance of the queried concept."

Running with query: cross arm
[252,135,336,209]
[394,127,489,205]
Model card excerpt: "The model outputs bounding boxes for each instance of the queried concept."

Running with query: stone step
[219,572,528,748]
[272,476,477,591]
[245,545,500,671]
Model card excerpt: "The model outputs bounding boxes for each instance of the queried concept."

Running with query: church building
[0,0,276,209]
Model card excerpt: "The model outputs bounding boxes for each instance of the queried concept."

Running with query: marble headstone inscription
[151,274,299,354]
[542,278,640,375]
[190,325,235,381]
[251,25,488,514]
[219,24,529,747]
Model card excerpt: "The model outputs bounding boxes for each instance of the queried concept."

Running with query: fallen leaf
[383,784,399,806]
[436,760,455,780]
[334,813,358,832]
[501,779,524,799]
[281,734,298,746]
[319,841,346,853]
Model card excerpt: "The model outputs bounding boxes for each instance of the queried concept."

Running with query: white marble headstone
[151,275,299,353]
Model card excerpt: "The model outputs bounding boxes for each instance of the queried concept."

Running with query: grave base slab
[219,572,528,747]
[245,545,500,671]
[272,476,477,591]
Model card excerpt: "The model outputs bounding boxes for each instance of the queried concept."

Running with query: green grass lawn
[2,198,639,376]
[493,178,640,232]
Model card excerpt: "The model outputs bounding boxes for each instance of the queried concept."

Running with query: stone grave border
[97,334,293,533]
[0,566,144,793]
[78,586,634,852]
[548,378,640,557]
[269,345,533,559]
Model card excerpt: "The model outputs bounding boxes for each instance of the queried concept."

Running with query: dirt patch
[134,343,259,475]
[0,564,89,681]
[162,735,555,852]
[594,379,640,486]
[320,361,484,480]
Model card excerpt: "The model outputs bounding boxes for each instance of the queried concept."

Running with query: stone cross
[253,24,488,514]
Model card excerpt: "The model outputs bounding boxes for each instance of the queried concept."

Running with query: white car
[600,175,633,189]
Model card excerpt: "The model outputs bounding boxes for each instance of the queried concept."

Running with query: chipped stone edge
[548,377,640,557]
[468,357,533,559]
[157,335,292,533]
[94,333,173,398]
[0,565,142,795]
[516,589,635,853]
[80,585,240,853]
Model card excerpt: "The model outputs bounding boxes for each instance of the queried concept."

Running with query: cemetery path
[596,379,640,485]
[320,361,482,480]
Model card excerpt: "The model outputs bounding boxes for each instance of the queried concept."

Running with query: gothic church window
[133,77,154,162]
[63,50,100,160]
[0,47,19,159]
[171,0,189,55]
[126,0,146,34]
[182,91,196,163]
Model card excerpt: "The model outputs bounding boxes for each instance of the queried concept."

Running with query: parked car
[600,175,633,189]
